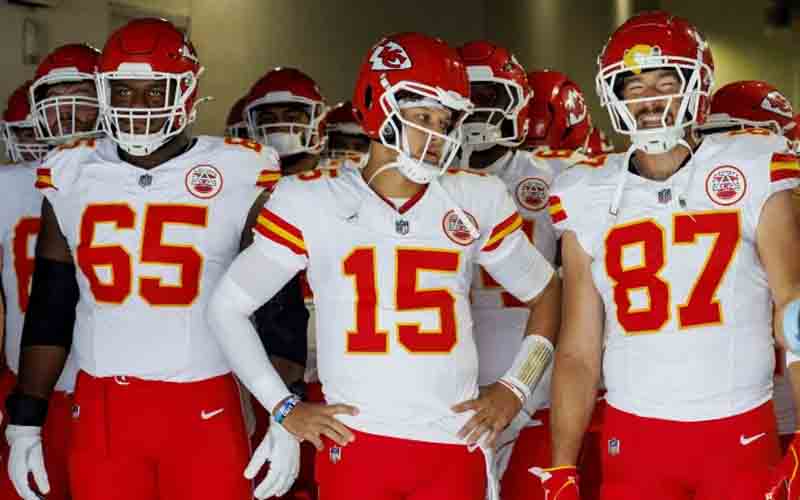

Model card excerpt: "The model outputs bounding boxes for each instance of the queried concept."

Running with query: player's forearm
[524,272,561,344]
[550,350,600,465]
[17,346,67,399]
[207,245,302,414]
[14,257,77,401]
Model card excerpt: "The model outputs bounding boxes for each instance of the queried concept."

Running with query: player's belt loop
[113,376,131,386]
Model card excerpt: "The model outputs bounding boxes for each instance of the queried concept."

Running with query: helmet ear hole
[364,85,373,110]
[380,122,395,143]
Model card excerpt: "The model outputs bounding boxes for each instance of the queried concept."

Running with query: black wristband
[6,392,49,426]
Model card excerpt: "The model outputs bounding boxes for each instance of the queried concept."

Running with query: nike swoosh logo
[739,432,767,446]
[201,408,225,420]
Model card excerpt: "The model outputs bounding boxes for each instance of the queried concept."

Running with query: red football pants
[315,429,487,500]
[599,401,781,500]
[69,371,251,500]
[500,402,605,500]
[0,369,72,500]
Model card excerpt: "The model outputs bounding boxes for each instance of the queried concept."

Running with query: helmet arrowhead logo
[370,41,412,71]
[564,88,587,126]
[762,91,793,119]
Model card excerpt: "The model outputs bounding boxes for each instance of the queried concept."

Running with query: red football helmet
[97,18,203,156]
[225,96,249,139]
[2,81,50,162]
[457,40,531,150]
[525,69,591,151]
[324,101,368,165]
[30,43,102,143]
[352,32,473,184]
[698,80,795,136]
[244,67,327,158]
[596,11,715,153]
[582,126,615,157]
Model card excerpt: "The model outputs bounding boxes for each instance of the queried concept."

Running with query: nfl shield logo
[395,219,410,235]
[330,446,342,464]
[657,188,672,204]
[139,174,153,188]
[608,438,621,456]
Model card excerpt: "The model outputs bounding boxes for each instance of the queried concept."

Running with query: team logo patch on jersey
[442,209,478,246]
[369,41,412,70]
[705,165,747,206]
[515,177,550,211]
[185,164,224,199]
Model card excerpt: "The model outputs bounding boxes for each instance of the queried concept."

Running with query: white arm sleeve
[207,243,305,414]
[481,230,555,304]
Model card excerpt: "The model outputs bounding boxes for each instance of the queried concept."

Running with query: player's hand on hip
[452,382,523,448]
[280,400,359,451]
[6,425,50,500]
[531,466,581,500]
[245,420,300,499]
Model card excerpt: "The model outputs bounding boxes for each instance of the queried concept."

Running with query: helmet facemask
[97,64,200,157]
[1,121,50,162]
[372,78,472,185]
[246,94,326,158]
[597,55,713,154]
[30,72,102,144]
[327,126,370,167]
[462,69,528,151]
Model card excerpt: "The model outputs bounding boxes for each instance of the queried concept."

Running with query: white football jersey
[39,136,280,381]
[0,162,78,391]
[252,166,549,444]
[550,129,800,421]
[302,158,365,383]
[469,148,595,387]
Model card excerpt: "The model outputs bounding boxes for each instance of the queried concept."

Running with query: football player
[225,96,250,139]
[244,68,327,175]
[320,101,369,169]
[28,43,103,145]
[1,82,50,164]
[454,39,563,500]
[0,82,67,500]
[541,11,800,500]
[697,80,795,137]
[208,32,561,500]
[4,18,283,500]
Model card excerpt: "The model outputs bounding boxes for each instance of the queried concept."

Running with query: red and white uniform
[469,147,604,500]
[472,148,587,387]
[0,162,77,500]
[38,136,279,500]
[252,165,550,498]
[550,130,800,498]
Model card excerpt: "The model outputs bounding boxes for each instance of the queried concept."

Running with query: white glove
[6,425,50,500]
[244,419,300,499]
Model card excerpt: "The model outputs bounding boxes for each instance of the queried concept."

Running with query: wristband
[6,392,49,427]
[501,334,554,401]
[274,394,301,424]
